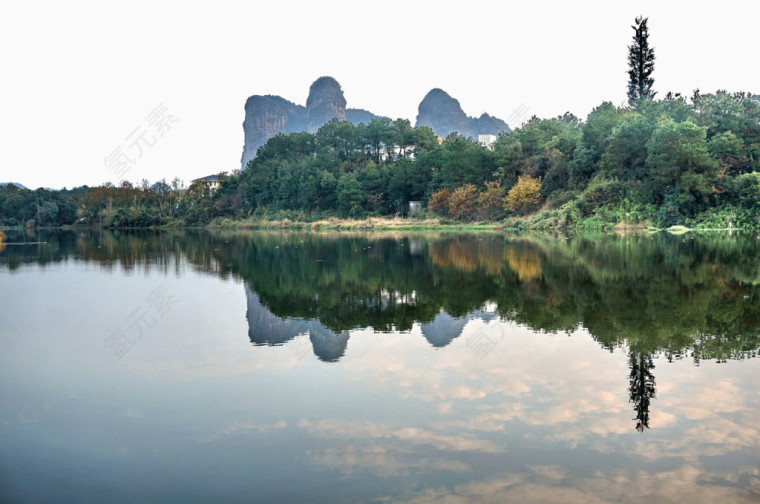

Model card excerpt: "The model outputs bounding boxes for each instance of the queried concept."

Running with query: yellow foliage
[505,175,542,213]
[428,189,452,216]
[429,240,506,275]
[476,181,506,220]
[506,248,542,282]
[447,184,478,220]
[429,241,478,272]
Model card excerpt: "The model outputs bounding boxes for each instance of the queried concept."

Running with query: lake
[1,229,759,503]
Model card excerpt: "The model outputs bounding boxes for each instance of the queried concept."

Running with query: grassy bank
[499,201,759,233]
[207,216,501,232]
[1,212,750,235]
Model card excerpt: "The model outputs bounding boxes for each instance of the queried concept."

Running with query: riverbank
[0,216,749,235]
[207,216,501,232]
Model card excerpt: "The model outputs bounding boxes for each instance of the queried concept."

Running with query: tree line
[212,89,760,228]
[1,89,757,230]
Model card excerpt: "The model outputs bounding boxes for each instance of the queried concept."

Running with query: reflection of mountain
[245,282,350,362]
[245,283,309,344]
[308,325,350,362]
[421,309,499,348]
[246,282,500,358]
[421,311,469,347]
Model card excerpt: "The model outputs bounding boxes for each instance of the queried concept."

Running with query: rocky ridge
[241,78,510,168]
[415,88,510,139]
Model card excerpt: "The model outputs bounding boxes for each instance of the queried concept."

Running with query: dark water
[1,229,759,503]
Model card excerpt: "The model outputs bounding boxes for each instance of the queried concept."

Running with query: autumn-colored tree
[505,175,542,213]
[428,188,452,216]
[477,181,505,220]
[448,184,478,220]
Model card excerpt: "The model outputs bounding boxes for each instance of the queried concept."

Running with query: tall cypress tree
[627,16,656,105]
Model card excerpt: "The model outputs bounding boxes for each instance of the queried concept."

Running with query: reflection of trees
[4,228,760,365]
[628,351,656,432]
[430,241,478,272]
[7,228,759,425]
[505,247,542,282]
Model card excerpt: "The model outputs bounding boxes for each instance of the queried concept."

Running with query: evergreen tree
[627,16,656,105]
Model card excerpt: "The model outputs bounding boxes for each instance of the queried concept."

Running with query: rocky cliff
[241,79,509,168]
[415,88,509,138]
[241,77,383,168]
[346,108,380,125]
[306,76,347,133]
[241,95,307,168]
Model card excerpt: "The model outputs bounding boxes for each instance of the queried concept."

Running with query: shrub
[729,172,760,206]
[505,175,542,213]
[476,181,506,220]
[581,176,625,206]
[428,188,452,216]
[654,193,685,228]
[448,184,478,220]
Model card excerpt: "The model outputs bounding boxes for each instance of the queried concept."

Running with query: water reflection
[628,351,656,432]
[4,229,760,358]
[3,229,760,395]
[2,228,760,502]
[245,283,351,362]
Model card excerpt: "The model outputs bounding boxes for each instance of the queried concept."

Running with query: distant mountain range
[0,182,28,190]
[241,76,510,168]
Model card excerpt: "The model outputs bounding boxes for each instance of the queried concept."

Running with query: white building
[191,175,222,191]
[478,134,498,151]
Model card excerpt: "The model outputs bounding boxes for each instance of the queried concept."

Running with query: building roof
[191,175,221,183]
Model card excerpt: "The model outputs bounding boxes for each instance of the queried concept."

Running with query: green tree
[600,113,655,181]
[571,102,625,186]
[408,126,438,154]
[627,16,656,105]
[646,119,718,210]
[337,172,364,217]
[708,131,749,174]
[436,134,496,189]
[364,118,391,163]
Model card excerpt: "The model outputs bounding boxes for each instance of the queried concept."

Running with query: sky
[1,0,757,190]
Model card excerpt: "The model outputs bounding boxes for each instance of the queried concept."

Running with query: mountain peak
[416,88,509,138]
[306,76,346,133]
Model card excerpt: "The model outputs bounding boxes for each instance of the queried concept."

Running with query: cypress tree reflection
[628,351,657,432]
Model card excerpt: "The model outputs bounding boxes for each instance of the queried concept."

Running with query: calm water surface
[0,229,759,503]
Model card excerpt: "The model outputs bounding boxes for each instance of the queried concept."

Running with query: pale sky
[1,0,757,190]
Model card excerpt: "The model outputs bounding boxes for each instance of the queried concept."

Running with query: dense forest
[2,90,759,230]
